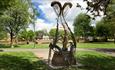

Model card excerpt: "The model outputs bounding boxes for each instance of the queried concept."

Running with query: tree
[49,29,56,38]
[35,30,48,39]
[18,29,28,41]
[49,28,72,41]
[28,1,39,48]
[73,13,93,42]
[27,30,35,41]
[0,0,30,47]
[95,0,115,42]
[104,0,115,43]
[96,20,110,42]
[49,28,65,39]
[0,0,16,15]
[83,0,111,18]
[0,27,7,40]
[19,30,35,44]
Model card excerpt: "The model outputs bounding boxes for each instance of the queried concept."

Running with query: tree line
[73,13,115,43]
[0,0,114,48]
[0,0,37,47]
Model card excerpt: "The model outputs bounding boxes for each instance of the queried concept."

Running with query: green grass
[17,44,49,48]
[0,51,115,70]
[0,44,49,48]
[18,42,115,49]
[0,52,47,70]
[16,42,115,49]
[0,42,115,49]
[76,51,115,70]
[77,42,115,48]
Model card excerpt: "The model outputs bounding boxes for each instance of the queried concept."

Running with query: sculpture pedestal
[51,51,76,66]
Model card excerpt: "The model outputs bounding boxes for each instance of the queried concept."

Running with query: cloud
[28,19,55,32]
[30,0,102,32]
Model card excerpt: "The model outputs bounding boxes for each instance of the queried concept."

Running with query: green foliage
[0,0,30,33]
[19,30,35,41]
[35,30,48,39]
[96,20,110,37]
[0,0,31,46]
[96,15,115,41]
[19,29,28,40]
[104,1,115,38]
[0,0,16,15]
[0,26,7,40]
[73,13,93,37]
[49,29,56,37]
[36,30,48,36]
[49,28,67,39]
[95,1,115,42]
[0,31,7,40]
[28,30,35,41]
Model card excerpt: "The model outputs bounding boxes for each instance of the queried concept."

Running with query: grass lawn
[0,51,115,70]
[76,51,115,70]
[17,44,49,48]
[0,42,115,49]
[0,44,49,48]
[0,52,47,70]
[77,42,115,48]
[18,42,115,49]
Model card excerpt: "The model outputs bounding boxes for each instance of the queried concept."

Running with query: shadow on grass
[0,44,10,48]
[1,52,115,70]
[94,48,115,53]
[0,55,47,70]
[77,54,115,70]
[90,42,114,44]
[0,44,23,48]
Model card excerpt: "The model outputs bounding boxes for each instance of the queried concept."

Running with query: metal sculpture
[48,1,76,66]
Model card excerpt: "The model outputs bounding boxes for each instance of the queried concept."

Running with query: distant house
[43,36,49,40]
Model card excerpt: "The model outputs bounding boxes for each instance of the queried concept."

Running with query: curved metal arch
[50,1,76,49]
[51,1,62,16]
[62,2,72,16]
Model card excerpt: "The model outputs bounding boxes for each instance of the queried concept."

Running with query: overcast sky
[29,0,102,32]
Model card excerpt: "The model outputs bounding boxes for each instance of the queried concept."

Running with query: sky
[29,0,102,32]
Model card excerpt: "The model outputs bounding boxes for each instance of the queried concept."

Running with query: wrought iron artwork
[48,1,77,66]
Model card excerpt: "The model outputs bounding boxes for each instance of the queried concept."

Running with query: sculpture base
[51,51,76,66]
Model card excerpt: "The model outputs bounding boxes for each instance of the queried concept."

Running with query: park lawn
[0,43,49,48]
[18,42,115,49]
[0,42,115,49]
[0,52,47,70]
[77,42,115,48]
[0,51,115,70]
[17,44,49,48]
[76,51,115,70]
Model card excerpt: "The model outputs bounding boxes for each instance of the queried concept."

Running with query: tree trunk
[104,36,108,42]
[114,34,115,43]
[15,35,18,45]
[76,37,79,43]
[26,39,29,44]
[10,32,14,48]
[114,37,115,43]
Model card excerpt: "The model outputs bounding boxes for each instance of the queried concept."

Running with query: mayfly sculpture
[48,1,77,66]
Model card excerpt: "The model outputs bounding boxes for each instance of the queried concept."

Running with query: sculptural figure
[48,1,77,66]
